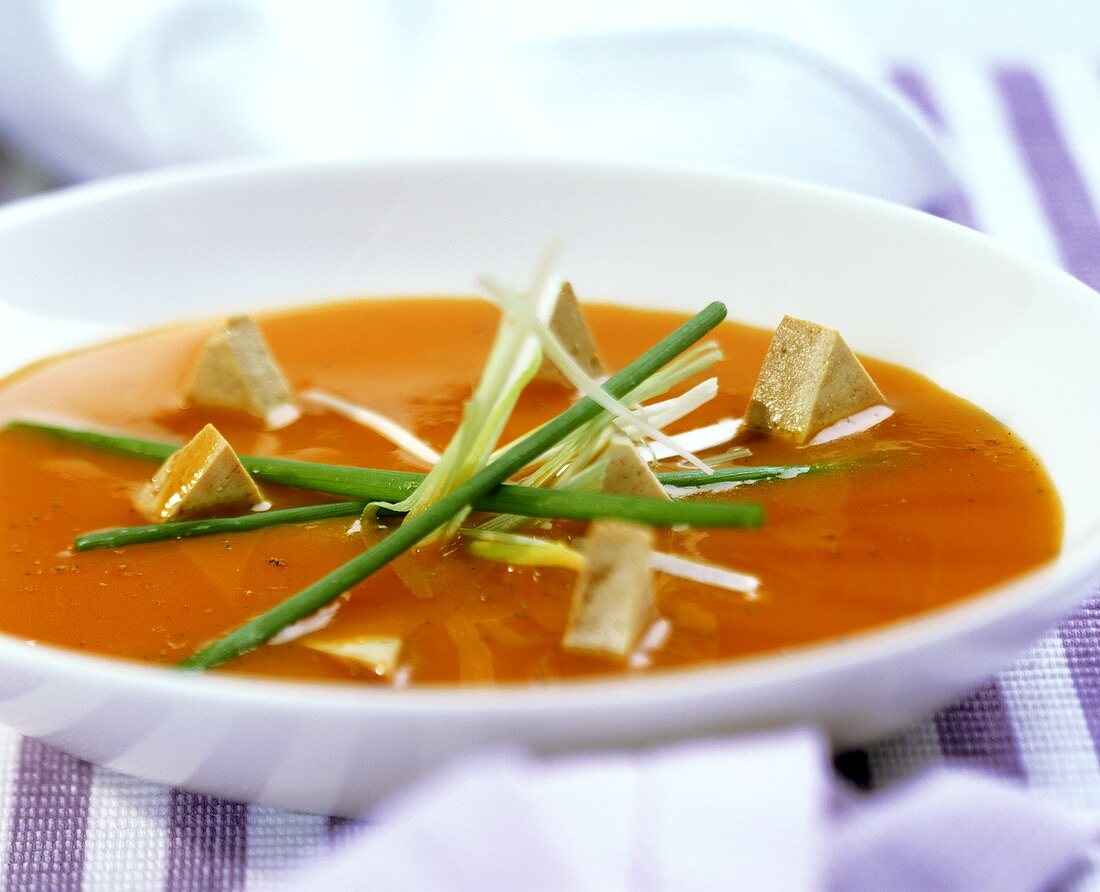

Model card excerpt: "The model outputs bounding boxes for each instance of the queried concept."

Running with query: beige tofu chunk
[133,424,265,522]
[745,316,885,444]
[536,282,606,385]
[600,435,669,501]
[185,316,299,428]
[563,520,656,660]
[305,635,403,679]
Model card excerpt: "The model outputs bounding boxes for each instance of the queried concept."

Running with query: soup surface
[0,300,1062,684]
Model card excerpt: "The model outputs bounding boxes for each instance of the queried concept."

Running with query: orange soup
[0,299,1062,684]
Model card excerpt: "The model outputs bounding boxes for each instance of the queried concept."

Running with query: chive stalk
[658,465,814,487]
[75,484,765,552]
[5,422,426,500]
[74,501,368,551]
[178,301,728,669]
[9,420,810,499]
[16,422,804,552]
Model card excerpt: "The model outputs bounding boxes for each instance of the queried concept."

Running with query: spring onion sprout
[648,552,759,596]
[629,618,674,670]
[463,529,584,571]
[475,344,725,533]
[488,339,724,469]
[688,445,754,469]
[620,378,719,436]
[480,274,713,473]
[806,404,895,446]
[644,417,742,460]
[299,389,441,465]
[268,601,343,645]
[465,529,760,596]
[382,261,563,540]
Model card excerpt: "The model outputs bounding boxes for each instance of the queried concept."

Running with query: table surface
[2,57,1100,891]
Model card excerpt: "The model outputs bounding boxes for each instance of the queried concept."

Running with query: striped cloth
[3,60,1100,890]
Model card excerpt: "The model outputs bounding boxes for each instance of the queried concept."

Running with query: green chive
[658,465,814,487]
[75,483,764,551]
[74,501,368,551]
[441,486,763,527]
[5,422,426,500]
[10,419,812,504]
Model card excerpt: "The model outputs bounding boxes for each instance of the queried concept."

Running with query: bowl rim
[0,155,1095,716]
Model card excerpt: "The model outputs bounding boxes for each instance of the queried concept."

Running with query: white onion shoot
[268,601,342,645]
[649,552,760,597]
[807,405,894,446]
[643,417,742,461]
[301,389,441,466]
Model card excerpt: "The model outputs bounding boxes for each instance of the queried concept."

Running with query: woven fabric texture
[2,59,1100,890]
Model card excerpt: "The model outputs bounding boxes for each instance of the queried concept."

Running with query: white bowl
[0,160,1096,816]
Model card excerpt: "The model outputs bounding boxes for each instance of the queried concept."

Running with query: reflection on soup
[0,298,1061,685]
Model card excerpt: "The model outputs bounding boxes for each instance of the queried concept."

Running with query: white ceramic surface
[0,160,1097,815]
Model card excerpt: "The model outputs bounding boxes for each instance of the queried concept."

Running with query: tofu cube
[185,316,300,428]
[305,635,403,679]
[745,316,885,444]
[563,520,656,660]
[537,282,606,385]
[133,424,265,522]
[600,435,669,501]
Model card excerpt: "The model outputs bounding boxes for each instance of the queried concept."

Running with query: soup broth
[0,299,1062,684]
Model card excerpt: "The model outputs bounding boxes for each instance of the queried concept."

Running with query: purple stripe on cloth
[934,682,1027,779]
[1058,595,1100,759]
[5,739,93,892]
[887,68,1026,777]
[890,67,945,129]
[165,790,247,892]
[327,814,372,849]
[920,190,978,228]
[889,66,979,230]
[995,67,1100,757]
[996,67,1100,289]
[833,749,873,790]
